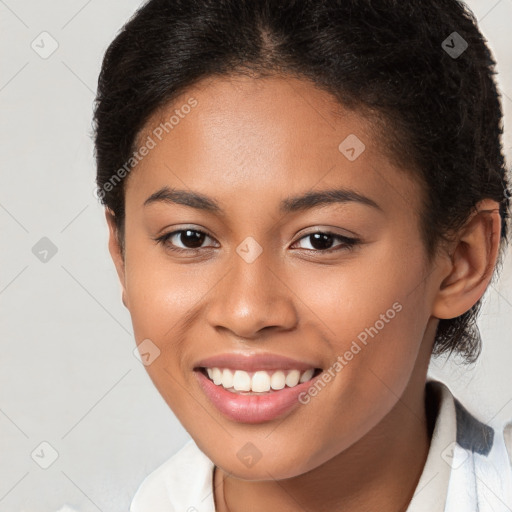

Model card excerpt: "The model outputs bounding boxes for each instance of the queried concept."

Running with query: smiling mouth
[196,367,323,394]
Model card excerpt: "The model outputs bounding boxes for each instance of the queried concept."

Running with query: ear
[432,199,502,320]
[105,208,129,309]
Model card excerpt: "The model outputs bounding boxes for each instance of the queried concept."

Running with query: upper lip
[193,351,322,372]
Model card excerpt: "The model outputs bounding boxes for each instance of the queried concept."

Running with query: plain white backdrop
[0,1,511,511]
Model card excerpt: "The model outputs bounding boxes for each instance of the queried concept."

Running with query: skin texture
[105,74,501,511]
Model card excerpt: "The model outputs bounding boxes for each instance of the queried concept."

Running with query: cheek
[125,260,212,347]
[294,262,429,470]
[123,257,217,413]
[300,240,430,389]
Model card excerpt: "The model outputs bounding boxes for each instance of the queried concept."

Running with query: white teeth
[233,370,251,391]
[222,368,234,388]
[299,368,314,383]
[212,367,222,385]
[252,371,271,392]
[285,369,301,387]
[204,367,318,392]
[270,370,286,390]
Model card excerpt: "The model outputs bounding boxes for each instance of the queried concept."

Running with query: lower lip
[194,369,322,424]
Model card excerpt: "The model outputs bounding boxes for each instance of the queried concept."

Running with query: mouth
[193,365,324,423]
[196,366,323,394]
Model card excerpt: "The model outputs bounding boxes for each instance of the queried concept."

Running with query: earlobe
[432,199,501,320]
[105,208,129,309]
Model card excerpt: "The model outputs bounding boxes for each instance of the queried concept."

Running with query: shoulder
[130,439,216,512]
[436,381,512,511]
[428,380,512,469]
[452,389,512,473]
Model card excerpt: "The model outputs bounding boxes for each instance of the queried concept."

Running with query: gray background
[0,1,511,511]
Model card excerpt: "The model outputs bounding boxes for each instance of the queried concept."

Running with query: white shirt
[130,380,512,512]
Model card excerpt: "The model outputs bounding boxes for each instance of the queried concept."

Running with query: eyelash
[153,228,360,255]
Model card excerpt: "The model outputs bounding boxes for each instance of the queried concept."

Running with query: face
[108,74,447,479]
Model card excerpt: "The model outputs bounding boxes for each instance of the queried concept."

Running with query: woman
[93,0,512,510]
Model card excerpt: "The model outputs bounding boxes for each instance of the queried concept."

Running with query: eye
[292,231,360,253]
[153,228,217,253]
[153,228,360,255]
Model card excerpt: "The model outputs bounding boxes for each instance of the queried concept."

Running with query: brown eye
[293,231,359,252]
[174,229,207,249]
[155,228,216,252]
[307,233,336,250]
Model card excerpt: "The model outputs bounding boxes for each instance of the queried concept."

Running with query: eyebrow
[143,186,382,214]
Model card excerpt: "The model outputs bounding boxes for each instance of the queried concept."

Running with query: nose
[205,248,298,339]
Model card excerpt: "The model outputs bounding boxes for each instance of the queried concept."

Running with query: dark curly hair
[93,0,511,363]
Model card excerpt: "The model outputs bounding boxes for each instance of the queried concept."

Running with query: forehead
[126,74,422,220]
